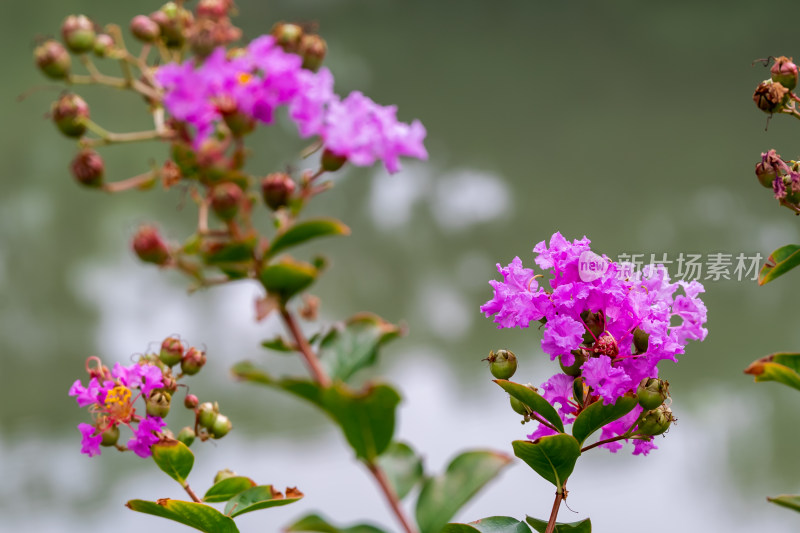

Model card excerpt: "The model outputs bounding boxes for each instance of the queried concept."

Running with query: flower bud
[560,349,588,377]
[132,225,171,265]
[756,159,779,188]
[184,393,199,409]
[593,333,618,357]
[509,396,528,416]
[181,346,207,375]
[636,405,674,436]
[177,427,195,447]
[130,15,161,43]
[70,149,104,188]
[214,469,236,484]
[52,93,89,138]
[771,56,798,91]
[261,172,296,210]
[321,149,347,172]
[93,34,115,57]
[572,376,586,405]
[61,15,96,54]
[210,413,232,438]
[160,336,184,366]
[197,401,218,428]
[299,34,327,72]
[34,40,71,79]
[216,96,255,136]
[210,182,242,220]
[197,0,232,20]
[196,137,228,183]
[151,3,194,48]
[753,80,789,114]
[146,390,172,418]
[485,349,517,380]
[100,424,120,447]
[633,327,649,354]
[637,378,669,410]
[271,22,303,53]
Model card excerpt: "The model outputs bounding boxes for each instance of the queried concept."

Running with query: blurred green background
[3,0,800,531]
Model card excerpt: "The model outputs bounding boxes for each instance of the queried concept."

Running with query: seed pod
[637,378,669,410]
[486,349,517,380]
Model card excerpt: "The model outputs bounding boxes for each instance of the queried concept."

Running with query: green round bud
[214,468,237,484]
[181,346,206,375]
[633,328,650,354]
[486,349,517,380]
[271,22,303,53]
[299,34,327,72]
[510,396,528,416]
[637,378,669,410]
[197,402,218,428]
[61,15,96,54]
[177,426,195,447]
[771,56,798,91]
[211,182,243,220]
[160,336,184,366]
[210,414,232,438]
[34,40,71,79]
[93,34,115,57]
[559,350,587,377]
[637,405,674,436]
[146,390,172,418]
[52,93,89,138]
[100,424,120,447]
[261,172,295,210]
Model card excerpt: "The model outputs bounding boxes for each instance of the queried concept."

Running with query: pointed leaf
[151,439,194,485]
[444,516,532,532]
[571,393,638,446]
[525,516,591,533]
[286,513,387,533]
[512,435,580,489]
[416,451,513,533]
[376,441,423,500]
[745,353,800,392]
[268,218,350,258]
[319,313,402,382]
[261,336,295,353]
[203,476,257,503]
[202,238,256,265]
[259,257,318,302]
[759,244,800,285]
[126,499,239,533]
[231,361,324,407]
[224,485,303,518]
[495,380,564,433]
[768,495,800,513]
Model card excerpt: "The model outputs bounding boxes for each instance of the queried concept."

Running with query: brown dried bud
[771,56,798,91]
[271,22,303,53]
[299,34,327,72]
[161,160,182,189]
[756,149,784,189]
[70,149,104,188]
[210,182,243,220]
[132,225,171,265]
[261,172,296,210]
[61,14,96,54]
[34,40,71,80]
[131,15,161,43]
[753,80,789,114]
[52,93,90,137]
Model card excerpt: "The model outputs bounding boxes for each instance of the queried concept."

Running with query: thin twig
[545,489,564,533]
[366,461,418,533]
[102,171,157,193]
[279,308,330,387]
[181,482,201,503]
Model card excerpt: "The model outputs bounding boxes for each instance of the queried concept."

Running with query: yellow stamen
[105,385,132,407]
[237,72,252,85]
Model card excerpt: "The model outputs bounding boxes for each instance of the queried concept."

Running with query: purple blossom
[127,416,166,458]
[482,232,708,454]
[111,362,164,398]
[78,423,102,457]
[69,377,111,407]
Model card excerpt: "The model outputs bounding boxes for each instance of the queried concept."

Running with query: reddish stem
[545,489,564,533]
[279,307,331,388]
[366,462,418,533]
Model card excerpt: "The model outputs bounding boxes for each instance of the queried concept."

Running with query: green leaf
[224,485,303,518]
[758,244,800,285]
[201,239,256,265]
[126,499,239,533]
[494,380,564,433]
[525,516,591,533]
[319,313,402,383]
[259,257,318,302]
[745,353,800,392]
[286,513,387,533]
[571,393,638,446]
[376,441,424,500]
[512,435,581,489]
[443,516,532,532]
[320,383,401,460]
[151,439,194,485]
[261,336,295,353]
[203,476,257,503]
[268,218,351,258]
[416,451,513,533]
[768,494,800,513]
[231,362,399,461]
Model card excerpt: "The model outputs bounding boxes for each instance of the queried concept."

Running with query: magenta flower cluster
[69,360,166,458]
[481,232,708,454]
[156,36,427,173]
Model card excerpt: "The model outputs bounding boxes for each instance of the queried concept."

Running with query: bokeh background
[3,0,800,531]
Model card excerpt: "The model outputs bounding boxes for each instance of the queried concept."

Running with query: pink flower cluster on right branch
[481,232,708,455]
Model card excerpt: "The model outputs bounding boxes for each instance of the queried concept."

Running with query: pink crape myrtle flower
[481,232,708,454]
